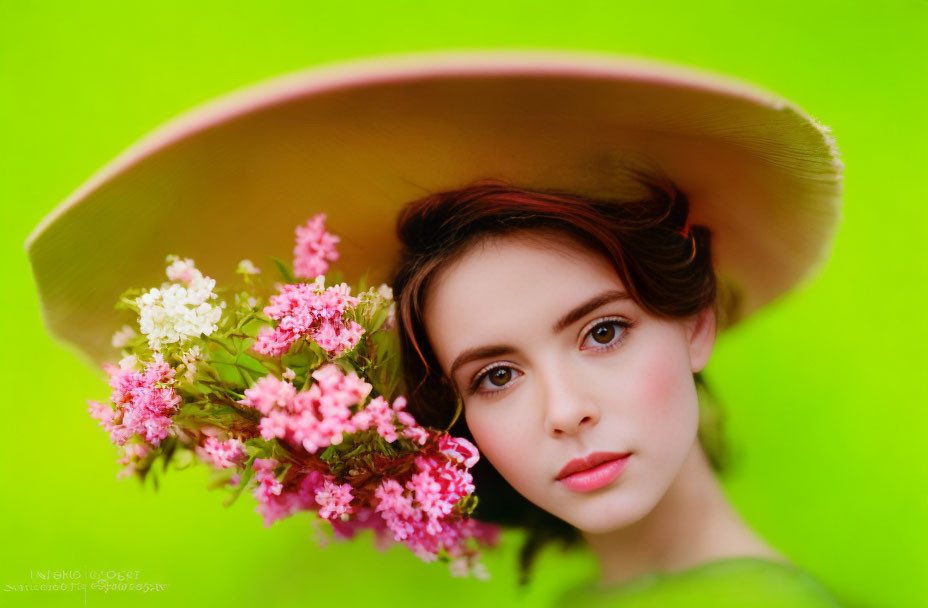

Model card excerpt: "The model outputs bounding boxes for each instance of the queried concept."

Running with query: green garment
[553,557,847,607]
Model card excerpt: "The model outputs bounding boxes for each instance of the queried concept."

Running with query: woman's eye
[472,365,522,394]
[581,320,628,350]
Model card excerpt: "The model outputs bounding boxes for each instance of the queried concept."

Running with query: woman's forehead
[423,232,628,351]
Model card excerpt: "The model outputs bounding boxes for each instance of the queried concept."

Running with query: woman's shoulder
[552,556,846,608]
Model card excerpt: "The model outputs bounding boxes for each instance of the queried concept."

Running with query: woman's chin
[551,493,651,535]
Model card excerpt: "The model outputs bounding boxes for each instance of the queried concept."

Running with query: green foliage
[171,448,195,470]
[243,437,291,462]
[223,455,257,507]
[209,346,269,388]
[114,286,146,313]
[361,331,403,401]
[279,344,323,388]
[315,427,419,481]
[175,401,261,427]
[269,256,296,284]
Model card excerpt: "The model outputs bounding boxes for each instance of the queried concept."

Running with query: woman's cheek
[465,407,510,466]
[627,341,699,442]
[466,406,534,487]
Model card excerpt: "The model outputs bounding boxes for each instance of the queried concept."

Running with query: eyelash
[466,316,634,397]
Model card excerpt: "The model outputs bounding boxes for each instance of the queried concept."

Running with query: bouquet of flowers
[86,214,500,578]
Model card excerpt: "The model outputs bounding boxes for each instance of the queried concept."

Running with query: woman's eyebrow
[551,289,630,333]
[450,344,517,381]
[448,289,630,380]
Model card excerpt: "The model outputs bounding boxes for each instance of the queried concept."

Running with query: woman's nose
[539,365,601,437]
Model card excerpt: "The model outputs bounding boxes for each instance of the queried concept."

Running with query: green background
[1,2,925,607]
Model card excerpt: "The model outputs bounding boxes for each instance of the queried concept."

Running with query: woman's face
[422,231,716,533]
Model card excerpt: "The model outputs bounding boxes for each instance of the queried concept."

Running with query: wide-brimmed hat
[26,49,843,367]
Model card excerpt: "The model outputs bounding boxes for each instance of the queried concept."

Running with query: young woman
[389,175,845,605]
[26,51,847,605]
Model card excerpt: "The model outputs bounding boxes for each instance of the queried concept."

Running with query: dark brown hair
[389,171,727,584]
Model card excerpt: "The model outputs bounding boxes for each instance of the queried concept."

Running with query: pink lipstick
[556,452,631,492]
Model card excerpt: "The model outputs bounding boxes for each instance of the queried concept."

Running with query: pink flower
[96,354,181,447]
[258,410,290,440]
[252,470,332,529]
[329,507,389,544]
[88,400,116,430]
[238,375,296,416]
[315,480,355,520]
[238,365,376,456]
[252,458,283,504]
[365,396,399,442]
[165,256,202,285]
[117,443,151,465]
[407,469,455,534]
[251,326,292,357]
[252,281,364,357]
[374,478,419,541]
[198,437,247,470]
[255,492,304,528]
[438,435,480,468]
[402,426,430,445]
[293,214,340,279]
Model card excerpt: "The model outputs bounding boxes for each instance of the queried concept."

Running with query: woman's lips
[557,453,631,492]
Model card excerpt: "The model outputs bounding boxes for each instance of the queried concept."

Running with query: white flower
[360,283,396,329]
[362,282,393,303]
[383,302,396,330]
[282,367,296,381]
[376,283,393,301]
[472,560,490,581]
[111,324,137,348]
[448,557,489,580]
[165,256,203,285]
[449,557,469,578]
[136,275,222,351]
[236,259,261,275]
[184,275,218,302]
[180,345,202,384]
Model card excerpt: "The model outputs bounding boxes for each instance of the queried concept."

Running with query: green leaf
[368,307,389,334]
[342,443,369,459]
[212,362,245,387]
[176,401,257,426]
[155,436,176,472]
[243,438,266,456]
[205,470,237,491]
[242,317,267,338]
[209,346,269,388]
[172,449,194,470]
[269,256,296,284]
[282,350,318,369]
[333,358,358,376]
[235,353,268,377]
[223,456,256,507]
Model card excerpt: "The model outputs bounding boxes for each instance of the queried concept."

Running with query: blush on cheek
[631,343,697,432]
[467,411,530,479]
[640,353,684,408]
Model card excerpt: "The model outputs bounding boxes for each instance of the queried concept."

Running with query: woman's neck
[582,440,788,587]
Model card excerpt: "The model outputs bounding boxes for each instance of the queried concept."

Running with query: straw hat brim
[25,49,844,368]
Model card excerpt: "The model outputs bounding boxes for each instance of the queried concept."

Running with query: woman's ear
[686,305,717,373]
